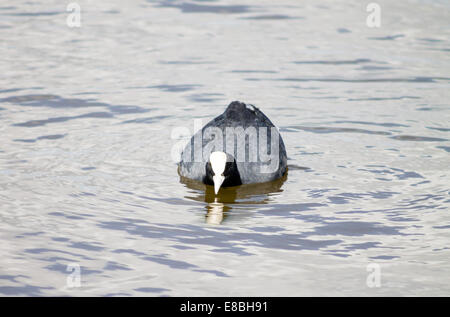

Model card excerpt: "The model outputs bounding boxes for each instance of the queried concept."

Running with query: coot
[178,101,287,194]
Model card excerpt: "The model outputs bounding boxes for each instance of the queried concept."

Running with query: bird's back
[206,101,275,129]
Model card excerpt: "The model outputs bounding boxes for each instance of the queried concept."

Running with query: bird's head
[206,151,242,195]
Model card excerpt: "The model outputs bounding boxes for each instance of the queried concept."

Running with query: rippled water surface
[0,0,449,296]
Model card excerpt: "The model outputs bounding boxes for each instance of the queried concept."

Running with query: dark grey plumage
[178,101,287,186]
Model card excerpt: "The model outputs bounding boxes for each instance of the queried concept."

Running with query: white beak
[210,151,227,195]
[213,174,225,195]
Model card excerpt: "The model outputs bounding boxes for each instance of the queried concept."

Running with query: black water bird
[178,101,287,194]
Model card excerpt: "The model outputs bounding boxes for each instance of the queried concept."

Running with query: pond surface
[0,0,449,296]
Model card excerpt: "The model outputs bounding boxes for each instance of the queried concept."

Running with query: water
[0,0,449,296]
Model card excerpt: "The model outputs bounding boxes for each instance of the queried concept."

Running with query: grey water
[0,0,449,296]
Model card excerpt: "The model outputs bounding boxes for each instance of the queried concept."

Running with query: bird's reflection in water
[205,199,227,225]
[180,173,287,224]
